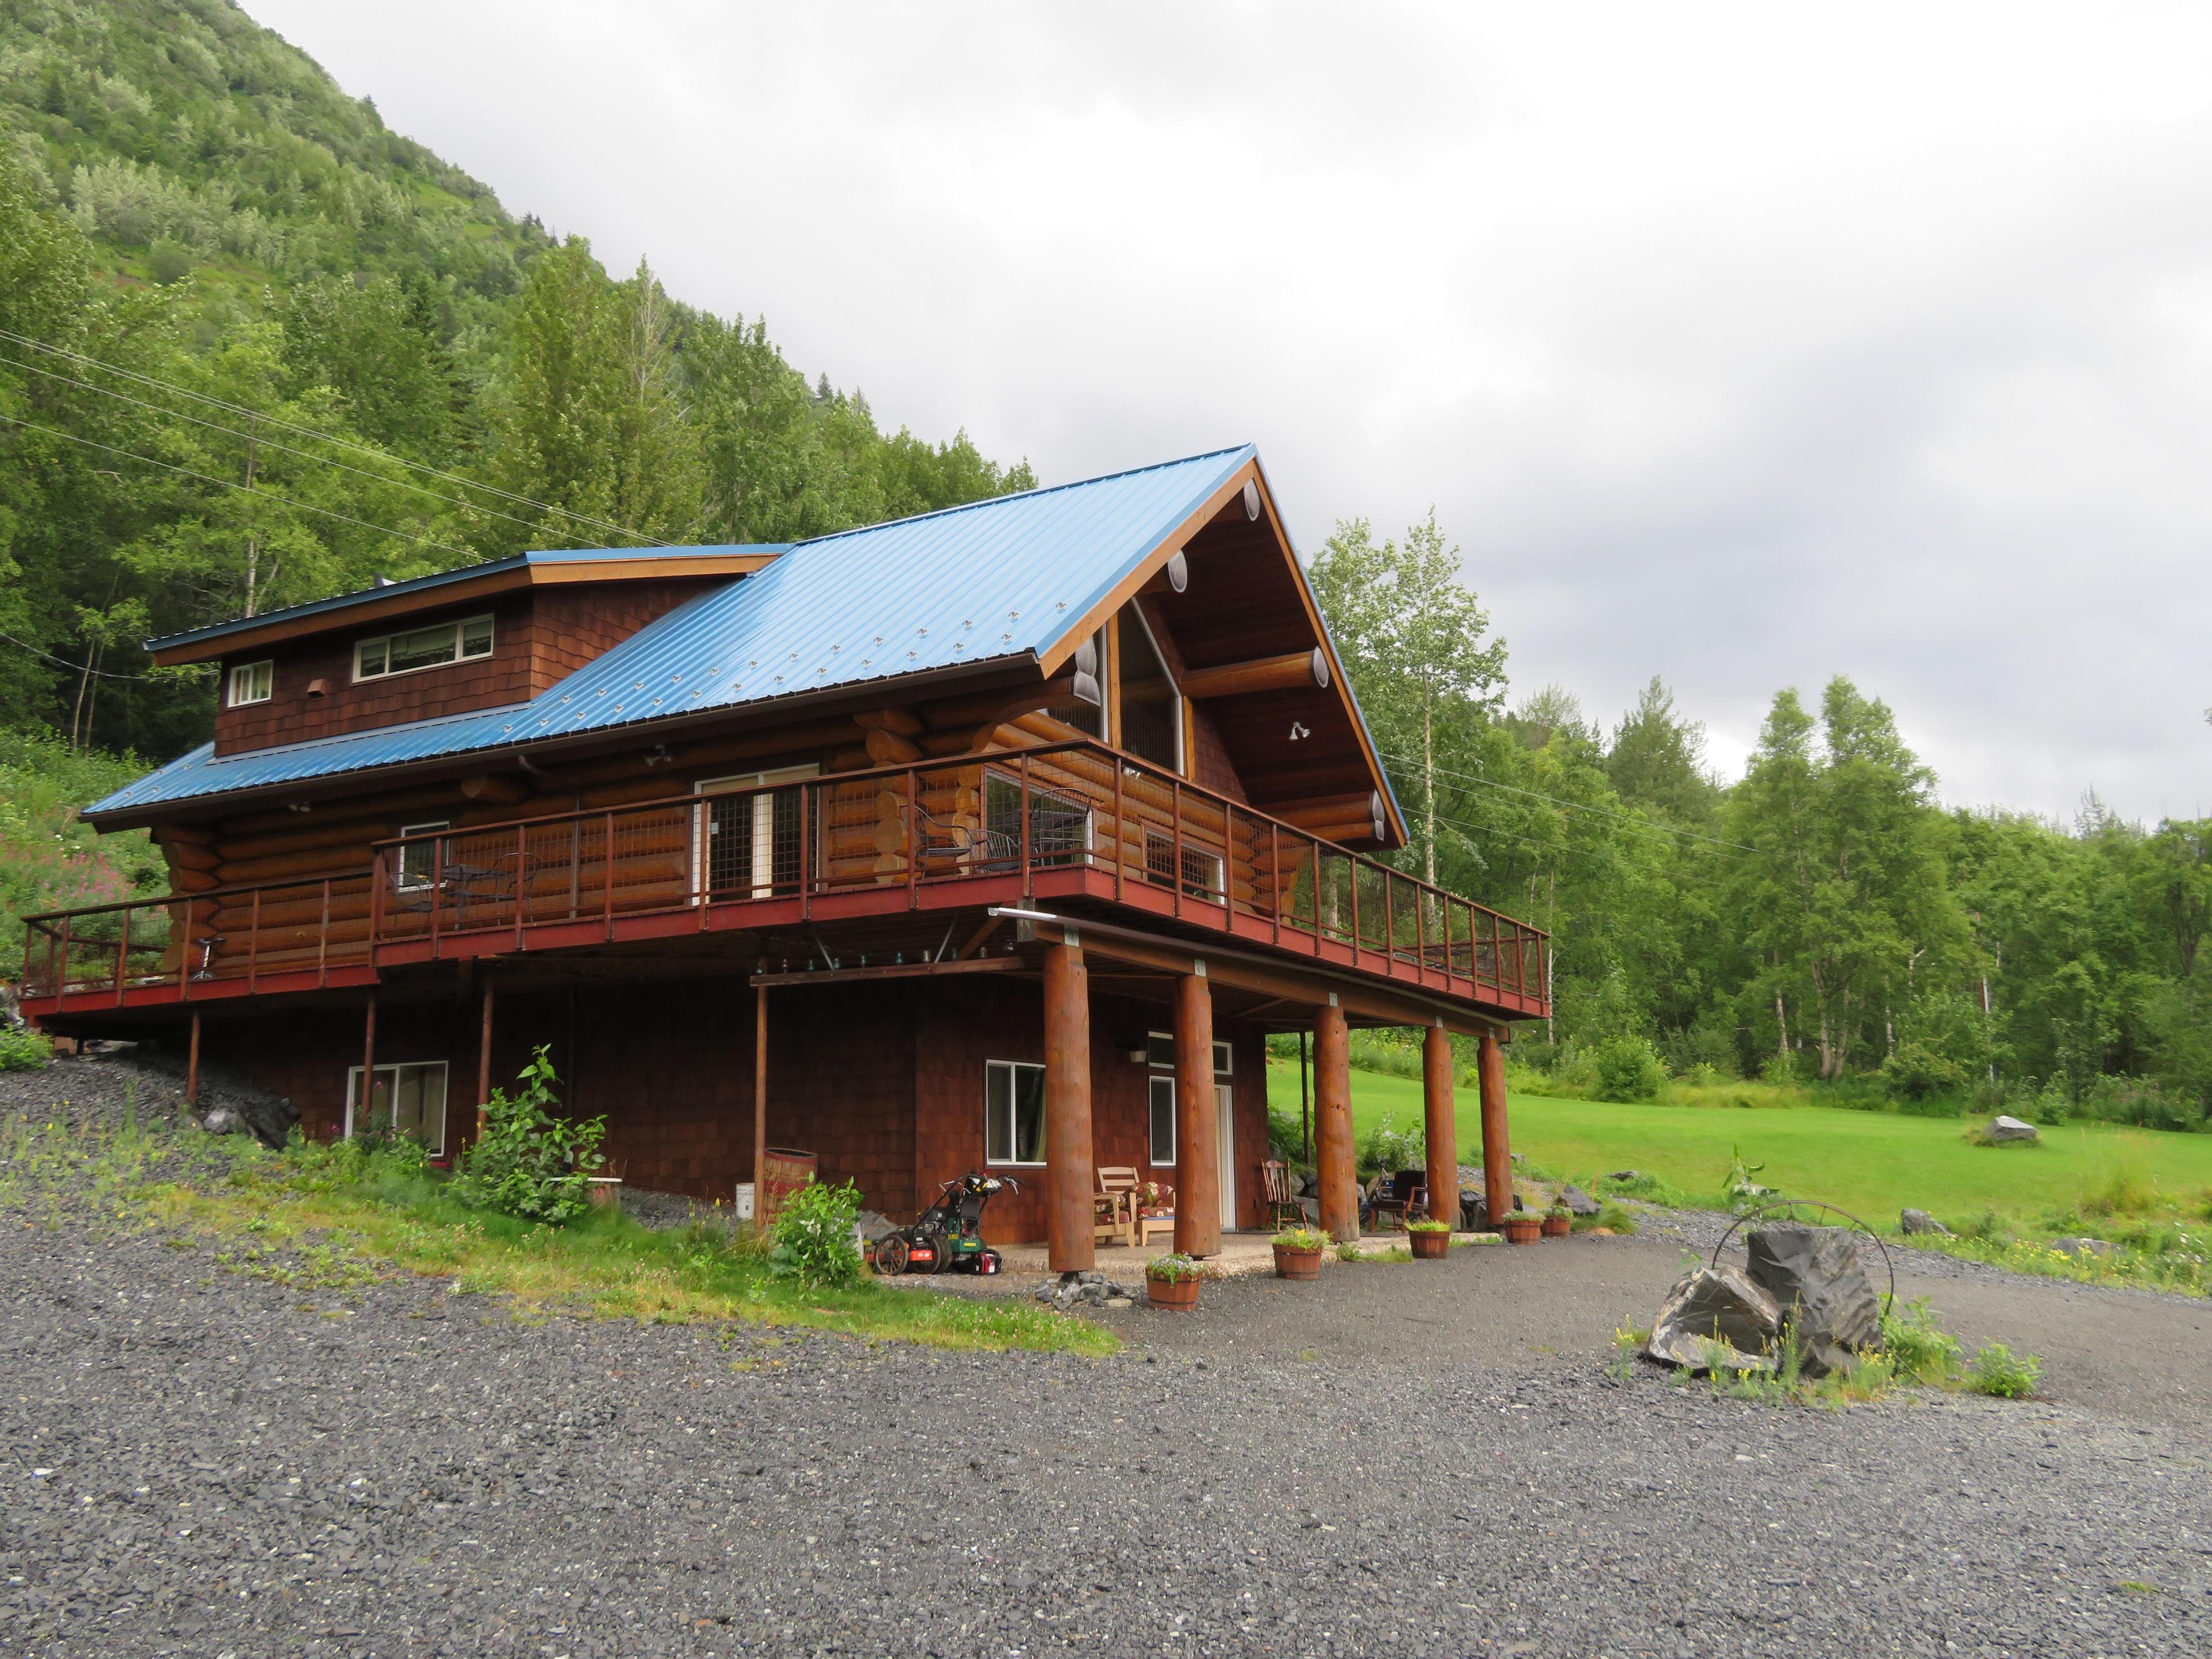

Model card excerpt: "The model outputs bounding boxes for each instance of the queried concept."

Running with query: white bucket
[733,1182,756,1222]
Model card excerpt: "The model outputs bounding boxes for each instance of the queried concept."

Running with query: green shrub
[0,1025,52,1071]
[1271,1226,1326,1250]
[1593,1037,1666,1103]
[1407,1218,1452,1234]
[767,1177,863,1287]
[1880,1297,1963,1384]
[1146,1252,1203,1283]
[1357,1119,1423,1176]
[1967,1342,2043,1398]
[453,1047,605,1226]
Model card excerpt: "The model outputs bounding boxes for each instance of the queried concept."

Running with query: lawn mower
[871,1171,1017,1275]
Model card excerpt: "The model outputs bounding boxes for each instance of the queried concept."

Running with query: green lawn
[1266,1059,2212,1236]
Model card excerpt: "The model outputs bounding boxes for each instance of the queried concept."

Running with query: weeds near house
[1,1111,1111,1356]
[0,1027,52,1071]
[1880,1297,1964,1385]
[453,1047,606,1226]
[1605,1324,1643,1383]
[767,1178,864,1287]
[1333,1239,1361,1262]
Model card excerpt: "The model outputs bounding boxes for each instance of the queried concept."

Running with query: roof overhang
[146,546,785,667]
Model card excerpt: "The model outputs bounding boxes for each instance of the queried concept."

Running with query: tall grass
[0,732,166,978]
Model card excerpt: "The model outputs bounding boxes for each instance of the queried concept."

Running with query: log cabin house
[20,445,1547,1268]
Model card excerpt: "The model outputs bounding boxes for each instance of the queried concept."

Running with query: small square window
[1213,1039,1233,1078]
[227,660,272,707]
[395,820,450,892]
[1145,1031,1175,1069]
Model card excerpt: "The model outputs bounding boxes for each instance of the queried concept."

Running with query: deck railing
[20,741,1547,1009]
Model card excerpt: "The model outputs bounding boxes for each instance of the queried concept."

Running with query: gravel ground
[4,1058,2211,1657]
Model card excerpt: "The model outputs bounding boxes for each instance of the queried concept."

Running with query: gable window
[395,820,450,892]
[346,1060,449,1157]
[984,1059,1047,1165]
[227,660,273,707]
[1116,604,1182,772]
[354,613,494,682]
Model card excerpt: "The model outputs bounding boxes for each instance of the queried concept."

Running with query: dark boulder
[1647,1266,1781,1371]
[1559,1185,1601,1217]
[1900,1208,1952,1237]
[1745,1222,1881,1377]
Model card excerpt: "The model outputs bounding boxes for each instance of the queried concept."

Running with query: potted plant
[1542,1203,1572,1238]
[1501,1210,1543,1245]
[1271,1226,1326,1279]
[1407,1218,1452,1259]
[1146,1253,1204,1310]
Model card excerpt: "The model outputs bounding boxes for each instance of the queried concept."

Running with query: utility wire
[0,326,654,548]
[0,414,476,557]
[1379,748,1756,853]
[0,628,201,681]
[0,353,610,552]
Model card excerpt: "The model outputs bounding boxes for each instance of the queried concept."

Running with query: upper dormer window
[226,660,273,707]
[354,614,494,683]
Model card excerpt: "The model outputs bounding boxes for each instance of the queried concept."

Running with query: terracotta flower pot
[1502,1214,1542,1245]
[1408,1229,1450,1259]
[1147,1275,1201,1310]
[1542,1214,1571,1238]
[1273,1245,1322,1281]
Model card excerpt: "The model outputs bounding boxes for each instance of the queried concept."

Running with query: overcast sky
[251,1,2212,824]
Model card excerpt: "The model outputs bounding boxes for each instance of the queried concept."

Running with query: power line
[0,326,655,548]
[0,413,476,558]
[0,628,203,681]
[1378,748,1756,853]
[0,353,608,552]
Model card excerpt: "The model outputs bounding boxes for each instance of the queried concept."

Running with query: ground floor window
[1148,1075,1176,1165]
[984,1059,1047,1165]
[346,1060,450,1157]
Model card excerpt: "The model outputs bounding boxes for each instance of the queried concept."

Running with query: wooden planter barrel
[1542,1214,1571,1238]
[1147,1276,1201,1310]
[1408,1229,1450,1259]
[1502,1214,1543,1245]
[1272,1245,1322,1280]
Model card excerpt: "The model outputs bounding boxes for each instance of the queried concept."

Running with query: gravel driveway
[3,1060,2210,1657]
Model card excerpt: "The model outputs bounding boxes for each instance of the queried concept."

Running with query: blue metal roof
[143,544,789,654]
[89,446,1257,817]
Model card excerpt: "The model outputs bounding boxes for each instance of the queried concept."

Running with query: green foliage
[453,1047,605,1227]
[1879,1297,1964,1385]
[0,732,166,975]
[1356,1117,1425,1176]
[1332,1239,1362,1262]
[767,1177,863,1288]
[1966,1342,2043,1397]
[1722,1144,1778,1209]
[1407,1217,1452,1233]
[1592,1035,1668,1102]
[1271,1226,1325,1250]
[1146,1252,1203,1283]
[0,1025,51,1070]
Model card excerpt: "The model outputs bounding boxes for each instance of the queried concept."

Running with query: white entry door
[1215,1084,1236,1230]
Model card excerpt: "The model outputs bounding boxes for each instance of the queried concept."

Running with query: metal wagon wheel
[1709,1198,1897,1317]
[873,1234,911,1276]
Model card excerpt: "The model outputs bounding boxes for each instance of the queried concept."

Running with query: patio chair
[914,804,1018,876]
[1259,1160,1303,1230]
[1094,1164,1141,1247]
[1132,1179,1176,1248]
[1362,1169,1426,1230]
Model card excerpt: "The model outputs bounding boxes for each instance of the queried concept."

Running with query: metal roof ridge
[789,442,1256,551]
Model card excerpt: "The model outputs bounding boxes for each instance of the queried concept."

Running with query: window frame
[352,613,494,683]
[394,820,451,892]
[1143,1031,1234,1078]
[1147,1074,1176,1166]
[983,1058,1048,1166]
[693,764,820,901]
[344,1059,450,1158]
[226,659,273,707]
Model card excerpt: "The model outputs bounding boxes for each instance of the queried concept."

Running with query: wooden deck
[20,741,1548,1023]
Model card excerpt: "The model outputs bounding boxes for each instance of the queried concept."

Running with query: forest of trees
[1310,517,2212,1127]
[0,0,1031,763]
[2,2,2204,1127]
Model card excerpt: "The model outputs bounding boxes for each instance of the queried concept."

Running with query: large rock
[2049,1236,2112,1257]
[1647,1266,1782,1372]
[1745,1223,1881,1377]
[1988,1115,2040,1144]
[1900,1208,1952,1237]
[1559,1185,1601,1217]
[1457,1192,1488,1232]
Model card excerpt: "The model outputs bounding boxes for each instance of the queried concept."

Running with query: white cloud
[251,0,2212,821]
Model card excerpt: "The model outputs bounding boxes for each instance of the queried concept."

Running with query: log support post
[1422,1022,1458,1230]
[1173,964,1219,1257]
[752,983,770,1236]
[1478,1031,1512,1228]
[185,1012,202,1109]
[358,994,377,1136]
[1315,999,1356,1243]
[1042,937,1095,1274]
[476,980,495,1143]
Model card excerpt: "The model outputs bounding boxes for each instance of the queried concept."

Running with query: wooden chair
[1260,1160,1302,1230]
[1363,1169,1425,1230]
[1094,1164,1141,1247]
[1132,1177,1176,1248]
